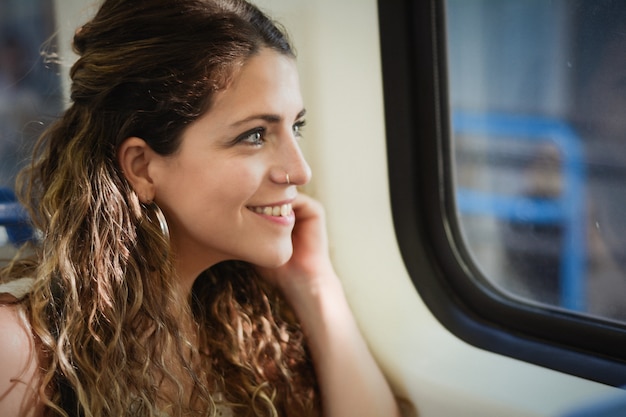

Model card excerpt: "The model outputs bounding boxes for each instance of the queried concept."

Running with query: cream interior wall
[52,1,620,416]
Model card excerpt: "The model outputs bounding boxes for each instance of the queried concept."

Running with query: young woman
[0,0,401,416]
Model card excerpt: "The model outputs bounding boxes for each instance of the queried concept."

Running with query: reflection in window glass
[0,0,61,259]
[448,0,626,321]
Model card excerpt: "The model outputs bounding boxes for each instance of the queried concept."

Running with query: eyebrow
[229,108,307,128]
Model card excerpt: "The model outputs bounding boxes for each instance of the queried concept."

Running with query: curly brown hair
[1,0,320,415]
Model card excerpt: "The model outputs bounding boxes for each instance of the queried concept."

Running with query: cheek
[209,164,262,202]
[189,162,264,211]
[155,152,267,216]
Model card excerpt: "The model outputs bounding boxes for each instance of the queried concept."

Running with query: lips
[248,203,293,217]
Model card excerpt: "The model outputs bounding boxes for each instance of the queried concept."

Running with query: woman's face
[149,48,311,280]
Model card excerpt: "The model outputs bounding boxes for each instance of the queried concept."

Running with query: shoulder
[0,303,45,417]
[0,277,36,300]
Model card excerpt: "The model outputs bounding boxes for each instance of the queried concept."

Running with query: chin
[255,246,293,269]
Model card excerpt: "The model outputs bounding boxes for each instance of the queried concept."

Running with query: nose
[272,133,312,186]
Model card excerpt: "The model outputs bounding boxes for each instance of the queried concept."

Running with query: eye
[236,127,266,146]
[293,120,306,138]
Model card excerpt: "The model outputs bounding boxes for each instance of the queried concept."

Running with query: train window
[379,0,626,385]
[449,0,626,324]
[0,0,61,258]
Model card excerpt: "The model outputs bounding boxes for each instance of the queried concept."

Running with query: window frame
[378,0,626,386]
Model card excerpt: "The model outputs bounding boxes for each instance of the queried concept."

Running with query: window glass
[0,0,61,258]
[448,0,626,322]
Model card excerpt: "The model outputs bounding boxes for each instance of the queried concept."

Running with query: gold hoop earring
[149,202,170,241]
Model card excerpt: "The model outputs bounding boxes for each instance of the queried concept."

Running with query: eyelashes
[292,119,306,137]
[236,127,266,146]
[234,120,306,146]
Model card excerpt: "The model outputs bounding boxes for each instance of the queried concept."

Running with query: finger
[292,193,325,221]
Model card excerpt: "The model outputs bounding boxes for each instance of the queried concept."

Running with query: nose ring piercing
[285,172,290,184]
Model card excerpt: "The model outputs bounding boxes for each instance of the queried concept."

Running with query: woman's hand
[258,193,337,295]
[258,193,402,417]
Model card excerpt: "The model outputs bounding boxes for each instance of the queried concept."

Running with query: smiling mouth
[248,203,293,217]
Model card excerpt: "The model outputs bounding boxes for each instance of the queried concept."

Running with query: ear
[117,137,157,203]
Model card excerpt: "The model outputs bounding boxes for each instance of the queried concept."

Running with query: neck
[169,239,227,299]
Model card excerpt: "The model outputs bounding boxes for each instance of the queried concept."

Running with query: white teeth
[252,203,292,217]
